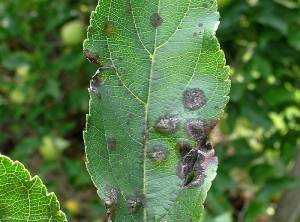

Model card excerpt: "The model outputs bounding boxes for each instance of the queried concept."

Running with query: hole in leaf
[185,171,195,186]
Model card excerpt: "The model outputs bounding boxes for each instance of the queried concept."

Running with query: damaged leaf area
[83,0,230,221]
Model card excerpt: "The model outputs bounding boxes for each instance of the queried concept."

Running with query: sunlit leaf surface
[0,155,67,221]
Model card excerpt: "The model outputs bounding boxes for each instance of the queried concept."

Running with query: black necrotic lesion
[177,143,214,189]
[184,119,207,145]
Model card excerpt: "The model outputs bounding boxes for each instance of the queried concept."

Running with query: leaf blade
[0,155,67,222]
[84,0,230,221]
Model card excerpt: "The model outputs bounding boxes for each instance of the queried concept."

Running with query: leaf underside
[83,0,230,221]
[0,155,67,222]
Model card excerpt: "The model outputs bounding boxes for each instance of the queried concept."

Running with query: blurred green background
[0,0,300,221]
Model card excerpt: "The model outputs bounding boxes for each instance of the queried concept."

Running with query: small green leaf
[0,155,67,222]
[84,0,230,221]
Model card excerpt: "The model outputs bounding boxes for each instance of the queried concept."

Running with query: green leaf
[83,0,230,221]
[0,155,67,221]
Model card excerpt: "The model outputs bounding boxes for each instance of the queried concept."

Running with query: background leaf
[0,155,67,221]
[83,0,230,221]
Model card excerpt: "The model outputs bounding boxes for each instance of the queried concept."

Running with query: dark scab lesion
[104,184,119,221]
[184,119,207,146]
[107,137,117,151]
[147,145,169,162]
[177,147,199,183]
[150,13,163,28]
[154,115,180,134]
[176,141,192,158]
[184,119,220,146]
[177,118,219,189]
[198,23,203,28]
[183,88,206,111]
[125,190,146,214]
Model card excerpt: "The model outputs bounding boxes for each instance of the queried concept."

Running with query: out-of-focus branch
[272,148,300,222]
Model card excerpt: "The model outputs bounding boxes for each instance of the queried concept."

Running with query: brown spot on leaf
[183,88,206,110]
[104,21,115,37]
[83,50,99,64]
[150,13,163,28]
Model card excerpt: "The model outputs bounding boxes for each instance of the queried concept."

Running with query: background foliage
[0,0,299,221]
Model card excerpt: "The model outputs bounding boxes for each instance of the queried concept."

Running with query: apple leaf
[83,0,230,221]
[0,155,67,221]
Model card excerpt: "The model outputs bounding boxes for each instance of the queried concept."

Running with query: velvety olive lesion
[104,184,119,220]
[154,115,180,134]
[150,13,163,28]
[107,137,117,151]
[125,190,146,214]
[147,145,169,162]
[182,88,206,111]
[104,21,115,37]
